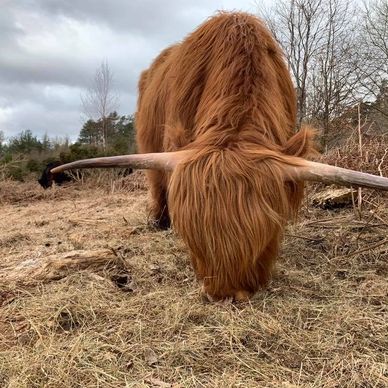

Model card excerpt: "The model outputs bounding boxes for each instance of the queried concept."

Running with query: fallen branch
[0,249,118,286]
[332,238,388,260]
[285,234,324,242]
[311,187,355,209]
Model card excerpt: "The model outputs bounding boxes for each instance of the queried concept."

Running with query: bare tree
[357,0,388,104]
[262,0,326,127]
[261,0,361,144]
[308,0,360,143]
[81,61,119,149]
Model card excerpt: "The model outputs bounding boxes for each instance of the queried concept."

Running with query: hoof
[155,218,171,230]
[233,290,251,302]
[148,217,171,230]
[200,285,251,303]
[200,284,215,303]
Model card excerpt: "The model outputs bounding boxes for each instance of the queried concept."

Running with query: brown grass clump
[306,133,388,214]
[0,171,147,206]
[0,167,387,386]
[322,134,388,177]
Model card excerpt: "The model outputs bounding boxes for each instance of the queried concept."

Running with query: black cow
[38,161,72,189]
[38,161,133,189]
[122,168,133,177]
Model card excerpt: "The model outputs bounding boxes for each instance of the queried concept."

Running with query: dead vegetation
[0,161,387,387]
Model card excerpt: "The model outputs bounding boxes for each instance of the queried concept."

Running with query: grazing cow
[122,168,133,177]
[52,12,388,301]
[38,161,72,189]
[38,162,132,189]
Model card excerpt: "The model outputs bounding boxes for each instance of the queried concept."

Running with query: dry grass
[0,169,387,387]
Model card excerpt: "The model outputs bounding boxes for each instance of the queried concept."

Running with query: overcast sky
[0,0,274,142]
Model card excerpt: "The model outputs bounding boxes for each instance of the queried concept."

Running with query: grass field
[0,174,387,387]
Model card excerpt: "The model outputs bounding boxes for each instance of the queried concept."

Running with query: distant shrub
[322,133,388,176]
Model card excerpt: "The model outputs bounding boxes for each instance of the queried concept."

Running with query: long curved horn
[288,160,388,191]
[51,151,191,173]
[52,152,388,191]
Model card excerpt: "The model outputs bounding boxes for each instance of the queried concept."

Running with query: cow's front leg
[146,170,171,230]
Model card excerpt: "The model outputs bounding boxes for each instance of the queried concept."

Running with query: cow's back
[136,12,297,154]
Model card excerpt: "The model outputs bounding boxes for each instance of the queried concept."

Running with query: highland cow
[38,161,72,189]
[52,12,388,301]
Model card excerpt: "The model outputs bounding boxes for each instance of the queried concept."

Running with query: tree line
[0,113,136,181]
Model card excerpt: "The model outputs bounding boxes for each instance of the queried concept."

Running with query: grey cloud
[32,0,213,39]
[0,6,23,44]
[0,56,92,88]
[4,101,82,140]
[0,0,260,141]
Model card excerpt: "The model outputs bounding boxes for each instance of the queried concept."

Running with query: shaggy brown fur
[136,12,315,300]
